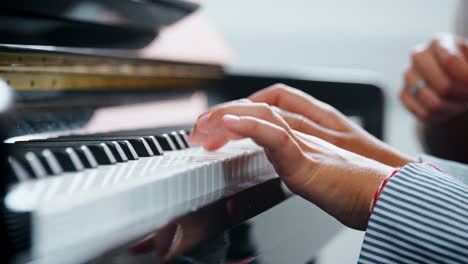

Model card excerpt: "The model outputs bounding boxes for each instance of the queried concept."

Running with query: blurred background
[197,0,460,262]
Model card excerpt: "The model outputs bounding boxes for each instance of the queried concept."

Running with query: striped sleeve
[420,154,468,185]
[358,163,468,264]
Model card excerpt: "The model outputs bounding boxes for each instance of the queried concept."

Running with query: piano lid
[0,0,199,49]
[0,0,232,66]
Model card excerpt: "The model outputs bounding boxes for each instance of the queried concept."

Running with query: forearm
[418,110,468,164]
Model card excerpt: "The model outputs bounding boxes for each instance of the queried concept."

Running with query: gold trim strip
[0,72,215,91]
[0,51,224,91]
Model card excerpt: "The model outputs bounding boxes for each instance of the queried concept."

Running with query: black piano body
[0,1,384,263]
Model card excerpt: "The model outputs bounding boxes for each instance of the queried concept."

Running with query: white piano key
[111,163,129,185]
[42,177,63,201]
[100,165,120,188]
[66,171,88,195]
[217,160,224,190]
[176,171,183,205]
[123,159,140,180]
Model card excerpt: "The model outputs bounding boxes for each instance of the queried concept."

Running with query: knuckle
[444,54,458,68]
[257,102,273,115]
[269,83,291,94]
[214,105,231,118]
[437,83,453,97]
[321,103,339,115]
[277,129,292,148]
[427,98,444,112]
[329,132,346,147]
[244,117,259,131]
[295,115,308,130]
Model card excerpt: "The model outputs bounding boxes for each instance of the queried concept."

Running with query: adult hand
[190,85,415,167]
[189,101,394,230]
[401,33,468,122]
[249,84,416,167]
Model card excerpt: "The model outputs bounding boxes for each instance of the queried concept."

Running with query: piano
[0,1,385,263]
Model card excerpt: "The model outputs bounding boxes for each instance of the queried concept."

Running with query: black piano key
[35,129,200,153]
[35,136,156,157]
[39,149,63,175]
[178,130,190,148]
[143,136,163,155]
[83,138,154,158]
[32,147,85,173]
[7,156,32,182]
[169,131,185,149]
[156,134,178,151]
[73,146,99,169]
[15,139,143,162]
[167,133,180,150]
[11,148,62,176]
[25,151,54,176]
[12,142,99,170]
[8,147,53,178]
[32,144,111,168]
[23,152,48,178]
[118,140,139,160]
[51,148,85,172]
[49,131,191,152]
[85,144,117,165]
[106,141,128,163]
[125,138,154,157]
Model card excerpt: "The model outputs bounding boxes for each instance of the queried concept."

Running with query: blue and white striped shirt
[359,156,468,263]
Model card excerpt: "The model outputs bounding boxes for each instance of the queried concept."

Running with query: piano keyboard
[4,130,276,261]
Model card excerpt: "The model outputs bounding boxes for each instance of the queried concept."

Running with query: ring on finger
[409,80,427,95]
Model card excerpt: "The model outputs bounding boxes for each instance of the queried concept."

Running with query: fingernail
[222,114,240,129]
[198,113,211,123]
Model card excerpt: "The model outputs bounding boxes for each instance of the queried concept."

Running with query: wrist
[352,160,395,230]
[369,167,401,216]
[384,151,418,167]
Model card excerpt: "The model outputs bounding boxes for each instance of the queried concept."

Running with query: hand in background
[189,101,393,230]
[401,33,468,122]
